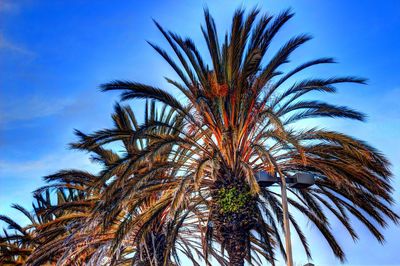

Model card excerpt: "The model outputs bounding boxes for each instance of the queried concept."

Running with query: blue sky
[1,0,400,265]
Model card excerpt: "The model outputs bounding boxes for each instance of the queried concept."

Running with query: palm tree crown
[102,7,398,265]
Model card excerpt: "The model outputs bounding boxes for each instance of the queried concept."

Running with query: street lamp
[255,171,315,188]
[256,171,315,266]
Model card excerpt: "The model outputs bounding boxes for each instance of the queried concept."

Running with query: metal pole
[279,172,294,266]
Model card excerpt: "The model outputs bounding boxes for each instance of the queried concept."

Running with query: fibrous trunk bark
[210,177,257,266]
[223,225,248,266]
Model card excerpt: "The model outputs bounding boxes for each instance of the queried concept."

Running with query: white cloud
[0,0,18,13]
[0,33,34,55]
[0,151,100,178]
[0,149,101,227]
[0,95,73,125]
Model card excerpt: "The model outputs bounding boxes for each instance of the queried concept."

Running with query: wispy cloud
[0,95,74,125]
[0,151,100,178]
[0,33,34,56]
[0,0,18,13]
[0,150,100,227]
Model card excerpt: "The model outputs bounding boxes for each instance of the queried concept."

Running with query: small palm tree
[0,186,97,266]
[0,204,38,266]
[102,7,398,266]
[25,171,109,265]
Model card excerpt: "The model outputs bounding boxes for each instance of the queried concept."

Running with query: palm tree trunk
[211,178,256,266]
[224,227,247,266]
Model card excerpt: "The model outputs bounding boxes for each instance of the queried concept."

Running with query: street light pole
[256,171,315,266]
[279,172,294,266]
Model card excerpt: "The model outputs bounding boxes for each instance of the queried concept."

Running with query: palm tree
[9,103,212,266]
[25,171,112,265]
[67,102,219,266]
[0,203,38,266]
[0,186,98,266]
[74,102,278,265]
[101,7,398,266]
